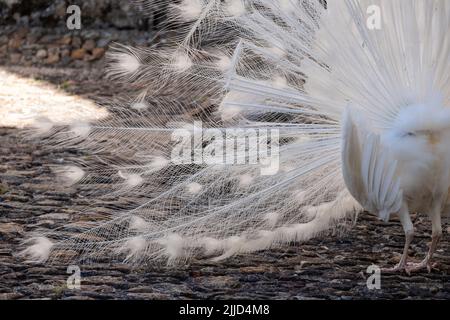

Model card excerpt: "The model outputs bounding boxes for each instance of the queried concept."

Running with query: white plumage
[19,237,54,264]
[343,101,450,272]
[20,0,449,272]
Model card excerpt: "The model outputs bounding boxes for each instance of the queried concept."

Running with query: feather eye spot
[131,101,149,111]
[56,166,85,186]
[129,216,149,232]
[238,174,254,187]
[120,236,147,262]
[118,171,144,188]
[31,117,54,136]
[19,237,53,263]
[186,182,203,194]
[159,234,185,261]
[173,0,204,21]
[224,0,246,17]
[171,52,193,72]
[107,50,141,79]
[264,211,280,227]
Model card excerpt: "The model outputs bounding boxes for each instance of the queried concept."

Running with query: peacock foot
[404,260,438,274]
[381,261,407,273]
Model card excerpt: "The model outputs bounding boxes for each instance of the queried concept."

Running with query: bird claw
[382,261,437,274]
[404,261,437,274]
[381,262,406,273]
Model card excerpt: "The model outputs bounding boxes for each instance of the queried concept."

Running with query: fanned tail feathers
[20,0,450,264]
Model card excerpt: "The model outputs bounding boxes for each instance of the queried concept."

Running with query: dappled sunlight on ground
[0,68,108,129]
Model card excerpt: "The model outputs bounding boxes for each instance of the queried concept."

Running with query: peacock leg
[405,207,442,274]
[382,204,413,273]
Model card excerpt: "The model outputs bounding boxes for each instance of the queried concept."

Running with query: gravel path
[0,67,449,300]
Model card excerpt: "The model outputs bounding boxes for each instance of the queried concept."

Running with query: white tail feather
[19,237,54,263]
[24,0,450,265]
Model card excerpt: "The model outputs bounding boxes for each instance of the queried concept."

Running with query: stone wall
[0,0,158,29]
[0,0,167,68]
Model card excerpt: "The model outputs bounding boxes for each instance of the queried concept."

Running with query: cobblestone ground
[0,67,449,300]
